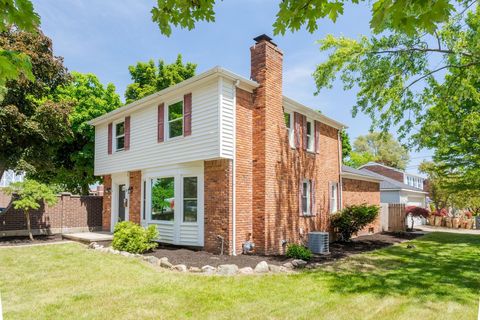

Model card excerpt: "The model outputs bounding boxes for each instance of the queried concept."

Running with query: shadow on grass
[313,233,480,304]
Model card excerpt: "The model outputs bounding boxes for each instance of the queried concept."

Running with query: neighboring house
[0,170,24,188]
[358,162,428,208]
[89,35,380,255]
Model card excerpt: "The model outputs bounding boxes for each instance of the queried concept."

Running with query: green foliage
[150,0,462,37]
[32,72,121,194]
[286,243,313,261]
[125,55,196,103]
[314,5,480,186]
[331,204,379,241]
[0,0,40,99]
[345,151,375,168]
[0,27,71,180]
[112,221,159,254]
[340,129,352,162]
[4,179,57,211]
[352,132,409,169]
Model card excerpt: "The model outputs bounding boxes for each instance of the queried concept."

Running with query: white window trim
[285,111,294,148]
[114,119,125,152]
[306,119,314,152]
[330,182,339,214]
[166,99,184,141]
[182,175,199,224]
[302,179,311,216]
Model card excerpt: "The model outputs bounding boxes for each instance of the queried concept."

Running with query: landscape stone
[189,266,202,273]
[217,264,238,276]
[291,259,307,268]
[174,264,188,272]
[254,261,269,273]
[268,264,281,273]
[201,265,217,274]
[158,257,173,269]
[282,262,294,269]
[238,267,254,275]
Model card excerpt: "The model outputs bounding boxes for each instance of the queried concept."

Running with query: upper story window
[284,112,294,147]
[302,179,311,215]
[115,121,125,151]
[168,101,183,139]
[306,120,314,152]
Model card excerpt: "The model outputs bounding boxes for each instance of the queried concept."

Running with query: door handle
[124,198,128,207]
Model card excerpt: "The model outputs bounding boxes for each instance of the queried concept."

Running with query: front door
[118,184,126,222]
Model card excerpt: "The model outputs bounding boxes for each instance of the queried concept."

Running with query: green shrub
[112,221,159,253]
[331,204,380,241]
[286,243,313,261]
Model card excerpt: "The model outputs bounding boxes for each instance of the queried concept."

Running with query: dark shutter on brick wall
[314,120,320,154]
[184,93,192,136]
[108,122,113,155]
[294,112,301,149]
[311,179,316,215]
[158,103,165,143]
[124,116,131,150]
[299,178,303,216]
[302,115,307,151]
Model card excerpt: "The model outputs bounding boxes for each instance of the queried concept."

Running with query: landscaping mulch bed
[146,232,422,268]
[0,234,64,246]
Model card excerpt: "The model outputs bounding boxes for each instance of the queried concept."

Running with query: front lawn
[0,233,479,319]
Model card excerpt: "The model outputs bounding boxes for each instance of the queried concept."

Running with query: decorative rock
[158,257,173,269]
[291,259,307,268]
[268,264,282,273]
[201,265,216,274]
[174,264,188,272]
[254,261,269,273]
[88,242,98,249]
[120,251,131,257]
[282,262,294,269]
[143,256,159,265]
[238,267,254,275]
[279,266,290,273]
[217,264,239,276]
[189,266,202,273]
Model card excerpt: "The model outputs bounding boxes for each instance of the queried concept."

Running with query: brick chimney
[250,34,284,254]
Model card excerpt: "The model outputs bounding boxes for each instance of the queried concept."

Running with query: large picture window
[183,177,198,222]
[115,121,125,151]
[151,177,175,221]
[168,101,183,139]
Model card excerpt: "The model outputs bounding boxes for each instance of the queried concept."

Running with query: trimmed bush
[286,243,313,261]
[112,221,159,253]
[331,204,379,241]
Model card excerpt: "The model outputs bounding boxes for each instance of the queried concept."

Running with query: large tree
[349,132,409,169]
[314,3,480,187]
[32,72,121,194]
[0,27,71,180]
[125,55,196,103]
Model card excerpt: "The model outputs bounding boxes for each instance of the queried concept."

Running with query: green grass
[0,233,479,319]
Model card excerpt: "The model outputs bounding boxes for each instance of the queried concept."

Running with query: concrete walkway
[417,225,480,235]
[62,232,113,243]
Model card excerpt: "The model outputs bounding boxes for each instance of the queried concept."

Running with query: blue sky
[32,0,432,174]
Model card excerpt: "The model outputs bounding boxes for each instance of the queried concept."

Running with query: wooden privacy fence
[381,203,406,232]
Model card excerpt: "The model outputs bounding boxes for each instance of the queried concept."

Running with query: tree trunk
[411,215,415,230]
[25,211,34,241]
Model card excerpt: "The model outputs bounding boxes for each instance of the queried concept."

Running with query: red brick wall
[129,171,142,224]
[0,191,102,236]
[204,159,233,254]
[362,164,404,183]
[341,178,381,235]
[102,175,112,231]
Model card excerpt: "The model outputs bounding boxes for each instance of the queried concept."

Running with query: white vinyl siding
[94,78,235,175]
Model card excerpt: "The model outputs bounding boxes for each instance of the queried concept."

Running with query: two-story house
[89,35,381,255]
[359,162,428,208]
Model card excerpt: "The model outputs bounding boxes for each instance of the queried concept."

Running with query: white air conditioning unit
[307,232,329,254]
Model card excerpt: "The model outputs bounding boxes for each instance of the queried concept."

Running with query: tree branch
[370,47,473,57]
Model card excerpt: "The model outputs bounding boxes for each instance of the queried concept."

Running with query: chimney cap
[253,34,276,46]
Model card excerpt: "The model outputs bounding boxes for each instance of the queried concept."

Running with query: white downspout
[232,79,239,256]
[338,130,343,210]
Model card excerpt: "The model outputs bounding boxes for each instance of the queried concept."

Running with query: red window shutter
[107,123,112,155]
[302,115,307,151]
[184,93,192,136]
[299,178,303,216]
[314,121,320,154]
[158,103,165,143]
[294,112,300,149]
[311,179,316,215]
[124,116,131,150]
